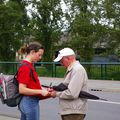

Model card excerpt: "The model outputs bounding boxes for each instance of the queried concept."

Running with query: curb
[0,113,20,119]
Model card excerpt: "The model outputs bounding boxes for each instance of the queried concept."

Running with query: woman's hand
[40,89,50,96]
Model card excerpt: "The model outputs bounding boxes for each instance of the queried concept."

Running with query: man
[51,48,88,120]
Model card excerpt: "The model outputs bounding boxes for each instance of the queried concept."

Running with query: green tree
[0,0,30,61]
[0,1,22,61]
[10,0,30,43]
[64,0,120,61]
[103,0,120,55]
[29,0,65,61]
[64,0,98,61]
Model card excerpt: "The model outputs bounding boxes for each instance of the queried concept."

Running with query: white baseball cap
[54,48,75,62]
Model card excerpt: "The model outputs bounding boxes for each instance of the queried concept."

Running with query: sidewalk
[0,77,120,120]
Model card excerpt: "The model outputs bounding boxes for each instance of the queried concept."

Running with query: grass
[36,66,66,78]
[0,63,120,80]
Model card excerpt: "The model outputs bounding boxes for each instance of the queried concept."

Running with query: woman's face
[33,49,44,62]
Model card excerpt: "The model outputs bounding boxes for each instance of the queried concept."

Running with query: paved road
[0,78,120,120]
[40,77,120,92]
[0,91,120,120]
[40,91,120,120]
[85,91,120,120]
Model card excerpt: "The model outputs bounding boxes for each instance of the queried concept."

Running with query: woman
[17,42,50,120]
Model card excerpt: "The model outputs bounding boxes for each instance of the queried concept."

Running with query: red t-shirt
[17,60,42,97]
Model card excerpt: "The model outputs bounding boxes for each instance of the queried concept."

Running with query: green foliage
[29,0,65,61]
[101,0,120,54]
[0,0,30,61]
[65,0,98,61]
[0,1,22,61]
[36,65,66,78]
[0,0,119,62]
[64,0,120,61]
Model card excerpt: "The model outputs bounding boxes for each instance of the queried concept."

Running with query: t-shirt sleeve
[17,66,31,85]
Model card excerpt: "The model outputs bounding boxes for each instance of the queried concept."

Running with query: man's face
[60,56,70,68]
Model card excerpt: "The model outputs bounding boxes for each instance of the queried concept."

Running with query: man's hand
[50,91,56,98]
[47,89,56,98]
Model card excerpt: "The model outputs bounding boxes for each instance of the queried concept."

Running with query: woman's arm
[19,83,49,96]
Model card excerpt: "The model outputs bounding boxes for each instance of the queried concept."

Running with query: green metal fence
[0,61,120,80]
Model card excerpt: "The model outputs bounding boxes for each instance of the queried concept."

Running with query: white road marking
[89,100,120,105]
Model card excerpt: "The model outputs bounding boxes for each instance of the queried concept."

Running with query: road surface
[0,91,120,120]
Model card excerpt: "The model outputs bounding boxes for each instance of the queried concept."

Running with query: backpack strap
[15,62,36,83]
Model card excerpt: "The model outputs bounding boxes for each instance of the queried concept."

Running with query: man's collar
[67,61,76,72]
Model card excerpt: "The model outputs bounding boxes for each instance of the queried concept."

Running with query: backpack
[0,73,22,107]
[0,62,36,107]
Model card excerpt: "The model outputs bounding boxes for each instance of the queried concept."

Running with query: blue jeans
[19,96,40,120]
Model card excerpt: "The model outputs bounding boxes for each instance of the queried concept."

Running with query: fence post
[52,62,54,77]
[101,64,103,79]
[104,64,107,80]
[54,63,56,77]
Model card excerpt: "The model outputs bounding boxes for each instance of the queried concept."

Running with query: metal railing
[0,61,120,80]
